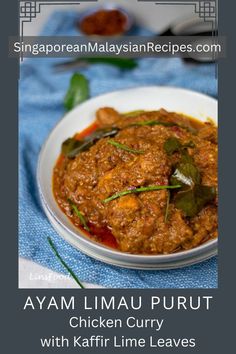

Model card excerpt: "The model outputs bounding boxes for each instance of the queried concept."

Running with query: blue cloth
[19,11,218,288]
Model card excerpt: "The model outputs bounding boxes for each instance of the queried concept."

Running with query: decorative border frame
[19,0,218,64]
[19,0,218,38]
[19,0,97,38]
[138,0,218,71]
[138,0,217,33]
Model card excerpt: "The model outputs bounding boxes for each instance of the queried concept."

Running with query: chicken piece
[162,209,193,253]
[198,123,217,143]
[194,140,218,187]
[183,205,218,249]
[96,147,171,201]
[106,195,141,227]
[96,107,121,127]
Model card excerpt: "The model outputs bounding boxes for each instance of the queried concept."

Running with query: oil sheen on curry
[53,108,218,255]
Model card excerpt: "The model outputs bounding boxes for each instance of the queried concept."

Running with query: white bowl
[37,86,218,269]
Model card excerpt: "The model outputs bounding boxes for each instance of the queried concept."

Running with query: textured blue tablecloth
[19,11,218,288]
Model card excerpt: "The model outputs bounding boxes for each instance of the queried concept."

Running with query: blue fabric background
[19,11,218,288]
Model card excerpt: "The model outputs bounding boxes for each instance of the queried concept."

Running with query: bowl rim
[37,85,218,265]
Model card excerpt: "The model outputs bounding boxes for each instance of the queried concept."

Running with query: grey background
[2,0,235,353]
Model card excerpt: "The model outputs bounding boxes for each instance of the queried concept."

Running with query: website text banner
[9,36,225,60]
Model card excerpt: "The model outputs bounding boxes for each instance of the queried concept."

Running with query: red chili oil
[86,223,118,249]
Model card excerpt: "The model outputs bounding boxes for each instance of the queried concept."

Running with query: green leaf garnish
[108,139,144,154]
[68,199,90,232]
[180,150,195,163]
[169,150,216,217]
[103,185,181,203]
[123,110,145,118]
[61,138,83,157]
[164,137,182,155]
[61,127,119,158]
[64,73,89,111]
[164,137,195,155]
[47,237,84,288]
[164,190,170,223]
[128,120,177,128]
[87,127,120,141]
[175,185,216,217]
[61,138,93,158]
[170,162,201,187]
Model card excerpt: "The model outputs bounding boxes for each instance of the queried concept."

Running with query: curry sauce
[53,108,218,254]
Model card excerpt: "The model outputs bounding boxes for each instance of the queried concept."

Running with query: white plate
[37,86,218,269]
